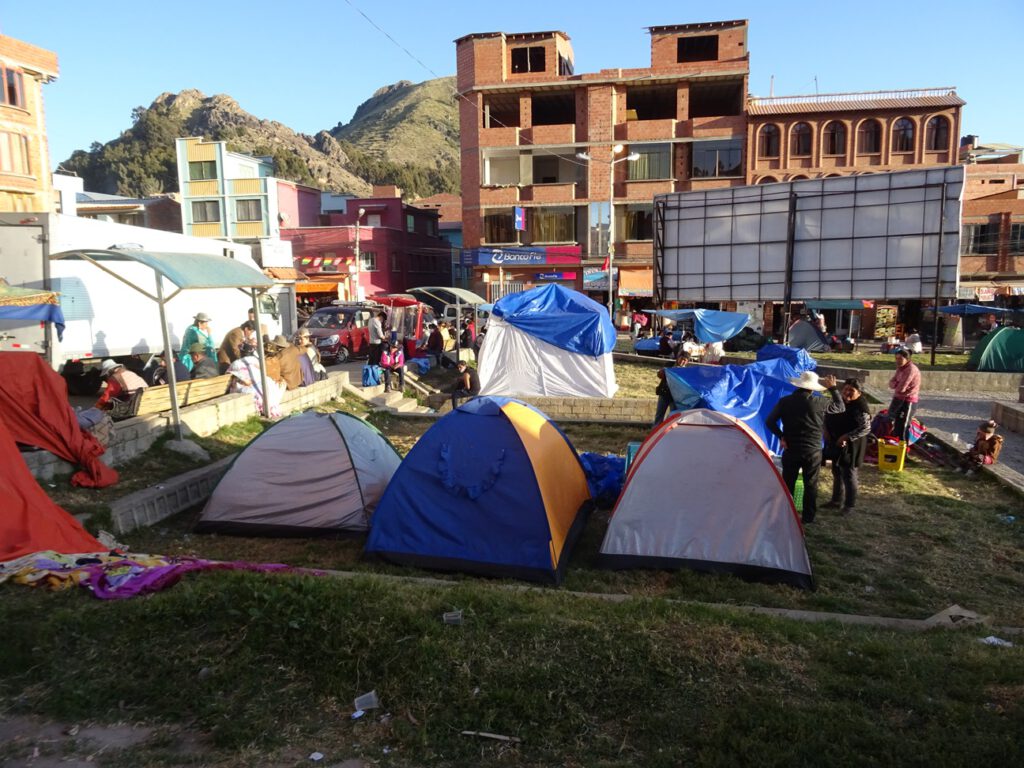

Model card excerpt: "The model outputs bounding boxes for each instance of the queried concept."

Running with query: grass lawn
[11,393,1024,764]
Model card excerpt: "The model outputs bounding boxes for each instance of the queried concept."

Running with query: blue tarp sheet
[666,363,796,455]
[492,284,615,357]
[756,344,817,373]
[578,452,625,504]
[0,304,66,341]
[937,304,1015,316]
[643,308,750,343]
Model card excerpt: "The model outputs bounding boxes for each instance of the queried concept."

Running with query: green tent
[968,327,1024,372]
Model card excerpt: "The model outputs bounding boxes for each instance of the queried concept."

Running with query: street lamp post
[353,206,366,302]
[576,145,639,321]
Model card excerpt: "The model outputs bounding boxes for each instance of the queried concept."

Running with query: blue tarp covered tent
[665,361,799,455]
[365,396,592,584]
[756,344,817,373]
[643,308,750,343]
[478,285,618,397]
[490,283,615,356]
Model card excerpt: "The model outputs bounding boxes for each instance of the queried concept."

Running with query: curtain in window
[532,208,574,242]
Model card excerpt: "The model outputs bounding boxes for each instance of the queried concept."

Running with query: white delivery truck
[0,213,293,378]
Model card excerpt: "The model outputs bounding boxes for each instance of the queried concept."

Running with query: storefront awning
[296,280,345,294]
[618,268,653,297]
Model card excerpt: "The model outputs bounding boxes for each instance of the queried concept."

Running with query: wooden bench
[111,375,233,421]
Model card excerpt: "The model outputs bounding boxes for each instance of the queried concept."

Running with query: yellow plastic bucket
[877,440,907,472]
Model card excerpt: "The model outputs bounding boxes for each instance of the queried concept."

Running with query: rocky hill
[61,78,460,200]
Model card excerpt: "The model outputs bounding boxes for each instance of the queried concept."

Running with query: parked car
[302,303,378,363]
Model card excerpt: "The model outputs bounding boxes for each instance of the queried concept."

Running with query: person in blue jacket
[178,312,215,373]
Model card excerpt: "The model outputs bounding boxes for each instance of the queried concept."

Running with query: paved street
[915,391,1024,474]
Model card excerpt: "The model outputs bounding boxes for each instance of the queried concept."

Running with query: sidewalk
[915,391,1024,475]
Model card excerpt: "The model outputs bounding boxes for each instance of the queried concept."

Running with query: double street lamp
[576,144,640,320]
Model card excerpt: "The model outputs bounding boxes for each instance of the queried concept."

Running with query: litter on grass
[461,731,522,744]
[308,752,324,761]
[351,710,365,720]
[443,610,463,625]
[979,636,1014,648]
[354,690,379,710]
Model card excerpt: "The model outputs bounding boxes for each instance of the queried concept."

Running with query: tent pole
[155,276,184,441]
[930,182,948,367]
[251,291,271,419]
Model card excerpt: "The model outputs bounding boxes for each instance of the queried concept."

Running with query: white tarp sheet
[477,316,618,398]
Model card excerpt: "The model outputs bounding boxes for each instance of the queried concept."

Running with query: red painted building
[281,186,452,303]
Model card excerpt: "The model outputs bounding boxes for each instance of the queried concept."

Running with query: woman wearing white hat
[765,370,844,524]
[178,312,215,374]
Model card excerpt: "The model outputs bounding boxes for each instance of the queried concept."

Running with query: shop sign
[957,286,976,300]
[469,246,581,266]
[976,287,995,302]
[583,267,617,291]
[536,272,577,281]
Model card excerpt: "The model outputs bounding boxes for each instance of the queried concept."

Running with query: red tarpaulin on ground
[0,353,118,488]
[0,406,101,560]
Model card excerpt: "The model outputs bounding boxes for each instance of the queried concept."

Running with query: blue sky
[3,0,1021,166]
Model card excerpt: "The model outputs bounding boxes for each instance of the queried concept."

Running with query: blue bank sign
[467,246,582,266]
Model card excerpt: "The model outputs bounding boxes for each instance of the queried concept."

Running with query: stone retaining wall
[992,402,1024,436]
[23,371,351,482]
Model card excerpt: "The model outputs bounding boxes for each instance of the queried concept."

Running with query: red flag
[601,256,610,272]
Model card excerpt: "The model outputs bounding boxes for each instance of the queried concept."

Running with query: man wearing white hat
[765,370,844,524]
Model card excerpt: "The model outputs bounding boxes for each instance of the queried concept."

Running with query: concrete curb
[307,568,1022,636]
[926,426,1024,498]
[110,454,236,534]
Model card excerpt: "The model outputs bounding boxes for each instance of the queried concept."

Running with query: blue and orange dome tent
[365,396,592,584]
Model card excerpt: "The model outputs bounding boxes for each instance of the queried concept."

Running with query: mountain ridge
[61,77,460,200]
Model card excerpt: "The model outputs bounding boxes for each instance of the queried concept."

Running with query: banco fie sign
[469,246,581,267]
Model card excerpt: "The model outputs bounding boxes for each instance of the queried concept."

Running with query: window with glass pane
[5,69,23,108]
[236,199,261,222]
[691,139,742,178]
[406,214,415,232]
[189,161,217,180]
[823,122,846,155]
[791,123,812,156]
[892,118,915,153]
[758,125,780,158]
[926,116,949,151]
[627,144,671,180]
[191,201,220,223]
[390,252,400,271]
[531,207,575,243]
[1010,224,1024,254]
[617,204,654,240]
[0,132,30,175]
[483,209,517,243]
[857,120,881,154]
[361,251,378,272]
[962,223,999,255]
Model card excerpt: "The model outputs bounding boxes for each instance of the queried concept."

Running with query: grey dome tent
[787,318,830,352]
[599,409,814,589]
[196,411,402,536]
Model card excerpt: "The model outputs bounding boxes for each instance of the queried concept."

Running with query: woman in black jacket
[823,379,872,516]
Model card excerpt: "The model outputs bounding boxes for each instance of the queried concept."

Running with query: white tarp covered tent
[599,409,813,589]
[196,411,402,536]
[477,284,618,398]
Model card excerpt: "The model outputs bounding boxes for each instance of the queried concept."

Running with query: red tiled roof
[747,89,964,116]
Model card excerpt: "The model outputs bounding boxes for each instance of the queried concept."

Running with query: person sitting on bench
[95,359,148,411]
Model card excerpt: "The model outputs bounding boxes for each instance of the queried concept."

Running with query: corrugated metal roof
[748,89,964,115]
